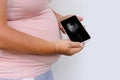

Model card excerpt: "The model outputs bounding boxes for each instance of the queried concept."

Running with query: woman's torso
[0,0,61,78]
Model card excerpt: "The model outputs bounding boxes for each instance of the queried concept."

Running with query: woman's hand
[52,10,83,33]
[53,11,85,55]
[53,39,85,56]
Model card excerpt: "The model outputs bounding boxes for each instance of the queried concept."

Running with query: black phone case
[60,15,91,42]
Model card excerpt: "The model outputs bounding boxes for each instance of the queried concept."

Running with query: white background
[50,0,120,80]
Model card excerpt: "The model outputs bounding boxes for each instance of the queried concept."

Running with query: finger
[59,24,66,34]
[63,15,73,20]
[60,14,73,21]
[79,43,84,51]
[71,42,81,48]
[74,47,82,52]
[77,16,83,21]
[70,47,82,55]
[80,42,85,47]
[64,38,71,41]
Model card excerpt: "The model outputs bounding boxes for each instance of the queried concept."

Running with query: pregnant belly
[7,9,62,41]
[4,8,61,66]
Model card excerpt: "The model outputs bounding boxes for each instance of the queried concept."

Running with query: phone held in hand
[60,15,91,42]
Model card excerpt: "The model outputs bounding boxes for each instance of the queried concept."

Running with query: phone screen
[60,15,91,42]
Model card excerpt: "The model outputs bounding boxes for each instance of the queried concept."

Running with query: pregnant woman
[0,0,84,80]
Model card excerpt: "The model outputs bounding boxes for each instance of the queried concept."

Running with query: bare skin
[0,0,84,56]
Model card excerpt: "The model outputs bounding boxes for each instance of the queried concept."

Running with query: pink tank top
[0,0,61,78]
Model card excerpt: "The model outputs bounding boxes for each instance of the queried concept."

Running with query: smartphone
[60,15,91,42]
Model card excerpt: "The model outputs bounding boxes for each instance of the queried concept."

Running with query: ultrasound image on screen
[66,23,79,33]
[61,16,91,42]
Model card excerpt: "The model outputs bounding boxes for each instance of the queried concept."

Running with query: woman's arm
[0,0,83,56]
